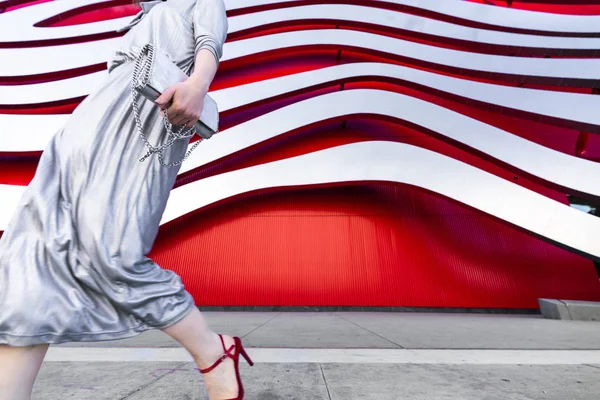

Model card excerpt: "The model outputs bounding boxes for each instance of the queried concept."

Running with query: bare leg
[0,344,48,400]
[162,307,239,399]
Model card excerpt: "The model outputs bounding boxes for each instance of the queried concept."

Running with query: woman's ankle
[194,332,226,370]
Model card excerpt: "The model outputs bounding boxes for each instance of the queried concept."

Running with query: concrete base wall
[539,299,600,322]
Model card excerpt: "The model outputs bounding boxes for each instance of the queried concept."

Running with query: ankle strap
[198,334,236,374]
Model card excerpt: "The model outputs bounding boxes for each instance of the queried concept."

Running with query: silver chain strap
[131,44,202,167]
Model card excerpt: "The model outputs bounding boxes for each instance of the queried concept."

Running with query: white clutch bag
[131,43,219,167]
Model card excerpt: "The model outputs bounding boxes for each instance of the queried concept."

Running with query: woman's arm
[156,0,228,128]
[192,0,228,69]
[187,48,219,98]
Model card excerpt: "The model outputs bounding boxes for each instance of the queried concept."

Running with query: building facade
[1,0,600,309]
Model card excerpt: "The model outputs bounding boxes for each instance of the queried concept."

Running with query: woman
[0,0,251,399]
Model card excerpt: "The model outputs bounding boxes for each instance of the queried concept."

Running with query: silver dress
[0,0,228,346]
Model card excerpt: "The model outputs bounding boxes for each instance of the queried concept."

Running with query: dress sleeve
[193,0,228,67]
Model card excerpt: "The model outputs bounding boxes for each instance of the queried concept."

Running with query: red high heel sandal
[199,334,254,400]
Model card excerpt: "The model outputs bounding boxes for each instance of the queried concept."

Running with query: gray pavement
[34,312,600,399]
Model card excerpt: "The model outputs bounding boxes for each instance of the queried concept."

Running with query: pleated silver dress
[0,0,228,346]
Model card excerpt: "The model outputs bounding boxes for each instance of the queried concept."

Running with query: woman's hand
[155,49,219,129]
[155,76,209,129]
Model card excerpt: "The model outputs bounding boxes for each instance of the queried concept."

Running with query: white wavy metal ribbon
[222,29,600,83]
[225,0,600,35]
[2,88,599,197]
[2,140,599,258]
[1,71,107,106]
[0,38,121,77]
[179,89,600,198]
[4,17,600,79]
[163,141,600,259]
[2,0,599,43]
[228,4,600,51]
[212,62,600,128]
[0,0,132,42]
[5,60,600,126]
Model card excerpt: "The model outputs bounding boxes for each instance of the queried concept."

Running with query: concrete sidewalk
[34,312,600,399]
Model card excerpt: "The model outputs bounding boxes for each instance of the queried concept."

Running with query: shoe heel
[238,341,254,366]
